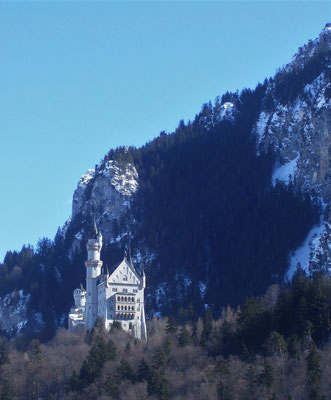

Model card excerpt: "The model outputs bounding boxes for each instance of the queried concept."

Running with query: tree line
[0,271,330,399]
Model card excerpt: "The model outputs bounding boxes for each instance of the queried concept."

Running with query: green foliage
[263,331,287,357]
[111,320,122,331]
[106,338,117,361]
[306,341,323,400]
[152,347,168,371]
[0,379,14,400]
[29,340,42,364]
[103,375,119,399]
[165,316,178,335]
[259,359,274,389]
[137,358,151,382]
[201,309,213,346]
[178,326,191,347]
[0,344,9,366]
[116,359,136,383]
[244,365,257,395]
[71,335,116,391]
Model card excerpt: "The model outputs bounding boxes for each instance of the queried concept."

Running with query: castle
[68,226,147,340]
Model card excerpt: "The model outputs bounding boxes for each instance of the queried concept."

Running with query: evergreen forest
[0,272,330,400]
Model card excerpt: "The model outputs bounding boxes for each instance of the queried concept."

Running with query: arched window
[121,296,124,301]
[117,296,120,301]
[125,306,127,310]
[121,305,123,310]
[125,297,127,302]
[132,297,134,302]
[117,305,120,310]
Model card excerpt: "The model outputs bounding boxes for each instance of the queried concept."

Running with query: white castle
[68,226,147,340]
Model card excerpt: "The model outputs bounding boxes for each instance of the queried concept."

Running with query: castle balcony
[115,294,136,319]
[115,312,135,320]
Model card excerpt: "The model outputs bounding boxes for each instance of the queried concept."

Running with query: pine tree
[137,359,151,382]
[306,341,322,400]
[105,338,117,361]
[178,326,191,347]
[259,359,274,389]
[0,344,9,366]
[148,347,170,400]
[165,316,178,335]
[0,378,14,400]
[103,375,119,399]
[244,365,257,396]
[201,309,213,346]
[263,331,287,357]
[78,336,108,389]
[116,359,136,383]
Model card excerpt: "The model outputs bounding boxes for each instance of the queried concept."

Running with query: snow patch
[272,156,299,186]
[255,111,270,143]
[102,160,138,197]
[222,102,234,109]
[199,281,206,297]
[219,102,235,121]
[74,232,83,240]
[78,169,95,189]
[286,223,325,280]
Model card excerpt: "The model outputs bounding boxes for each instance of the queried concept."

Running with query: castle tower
[85,226,103,329]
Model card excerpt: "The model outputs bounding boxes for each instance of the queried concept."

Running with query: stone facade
[68,230,147,340]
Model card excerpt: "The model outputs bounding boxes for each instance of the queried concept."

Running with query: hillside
[0,24,330,339]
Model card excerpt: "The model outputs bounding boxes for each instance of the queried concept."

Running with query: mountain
[0,24,330,339]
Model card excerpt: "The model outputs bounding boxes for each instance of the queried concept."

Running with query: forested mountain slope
[0,25,330,339]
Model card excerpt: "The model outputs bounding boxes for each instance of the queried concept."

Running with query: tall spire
[93,215,98,238]
[128,247,135,270]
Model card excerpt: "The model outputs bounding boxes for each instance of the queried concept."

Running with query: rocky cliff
[254,24,331,275]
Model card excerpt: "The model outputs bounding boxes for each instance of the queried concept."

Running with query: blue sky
[0,1,329,261]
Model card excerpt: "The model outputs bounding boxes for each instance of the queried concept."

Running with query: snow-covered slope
[255,24,331,277]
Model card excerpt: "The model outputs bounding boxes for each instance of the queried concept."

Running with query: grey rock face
[70,160,138,252]
[0,290,29,334]
[256,73,331,202]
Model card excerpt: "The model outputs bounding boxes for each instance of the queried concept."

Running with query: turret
[141,269,146,289]
[73,287,86,309]
[85,227,103,329]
